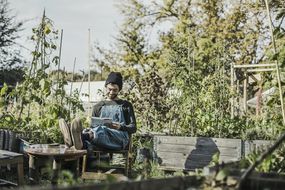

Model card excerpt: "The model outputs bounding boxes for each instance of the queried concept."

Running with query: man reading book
[60,72,136,150]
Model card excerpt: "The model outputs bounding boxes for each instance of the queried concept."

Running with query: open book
[91,117,112,128]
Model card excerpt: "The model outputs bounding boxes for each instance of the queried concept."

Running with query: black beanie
[105,72,123,90]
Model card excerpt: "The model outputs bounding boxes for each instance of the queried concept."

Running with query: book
[91,117,112,127]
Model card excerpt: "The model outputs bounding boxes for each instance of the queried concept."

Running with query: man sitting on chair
[60,71,136,150]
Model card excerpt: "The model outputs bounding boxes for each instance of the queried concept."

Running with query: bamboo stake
[88,29,91,104]
[264,0,285,125]
[56,29,64,116]
[187,33,191,72]
[231,63,234,119]
[243,73,248,114]
[256,86,262,116]
[247,68,275,72]
[187,32,194,135]
[26,10,46,120]
[233,63,275,68]
[79,71,86,95]
[237,79,240,116]
[70,57,77,96]
[41,15,45,72]
[68,58,77,117]
[57,29,63,90]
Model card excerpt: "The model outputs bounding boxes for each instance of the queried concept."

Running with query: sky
[8,0,123,72]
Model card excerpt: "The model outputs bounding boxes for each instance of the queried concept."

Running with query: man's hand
[109,122,121,130]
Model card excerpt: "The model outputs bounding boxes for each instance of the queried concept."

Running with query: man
[60,72,136,150]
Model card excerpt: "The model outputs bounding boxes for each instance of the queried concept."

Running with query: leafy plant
[0,12,84,143]
[245,146,285,173]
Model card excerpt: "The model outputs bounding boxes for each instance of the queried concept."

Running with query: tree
[92,0,285,139]
[0,0,24,86]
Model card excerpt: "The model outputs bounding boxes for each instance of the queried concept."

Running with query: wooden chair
[81,136,132,180]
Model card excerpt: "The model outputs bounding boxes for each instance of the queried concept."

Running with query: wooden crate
[153,136,242,171]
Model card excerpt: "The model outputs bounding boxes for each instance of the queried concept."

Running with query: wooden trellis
[231,0,285,125]
[230,63,285,124]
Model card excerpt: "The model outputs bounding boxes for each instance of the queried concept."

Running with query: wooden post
[243,72,248,114]
[256,86,262,116]
[82,155,87,173]
[237,79,240,116]
[69,57,77,116]
[17,158,24,186]
[52,158,61,185]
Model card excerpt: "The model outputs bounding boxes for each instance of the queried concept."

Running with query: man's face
[106,83,120,100]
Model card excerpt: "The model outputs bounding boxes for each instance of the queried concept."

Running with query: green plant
[0,13,84,143]
[245,146,285,173]
[57,170,84,186]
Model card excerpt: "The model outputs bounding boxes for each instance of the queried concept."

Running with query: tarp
[247,87,276,108]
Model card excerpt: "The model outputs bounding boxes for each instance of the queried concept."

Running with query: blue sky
[9,0,123,72]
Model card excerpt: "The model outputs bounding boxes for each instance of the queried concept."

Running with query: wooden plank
[0,157,23,165]
[156,150,239,160]
[154,137,241,157]
[158,154,240,169]
[154,136,197,146]
[154,136,242,171]
[81,172,126,180]
[155,144,196,152]
[0,149,22,157]
[0,150,23,166]
[244,140,273,156]
[233,63,275,68]
[156,144,240,156]
[0,179,17,187]
[157,154,239,167]
[154,136,242,148]
[161,160,213,170]
[158,153,211,162]
[161,159,210,168]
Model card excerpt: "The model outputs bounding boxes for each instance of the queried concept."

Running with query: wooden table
[24,144,86,185]
[0,150,24,186]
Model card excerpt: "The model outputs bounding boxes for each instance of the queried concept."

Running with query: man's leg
[70,118,83,150]
[91,126,129,150]
[59,118,73,147]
